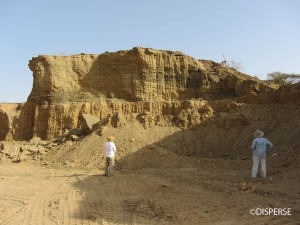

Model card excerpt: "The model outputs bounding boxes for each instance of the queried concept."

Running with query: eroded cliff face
[0,104,23,140]
[27,47,274,104]
[14,100,184,140]
[7,47,296,140]
[0,109,10,140]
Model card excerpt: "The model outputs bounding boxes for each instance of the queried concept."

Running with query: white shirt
[104,141,117,157]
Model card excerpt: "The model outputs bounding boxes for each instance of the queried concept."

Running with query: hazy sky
[0,0,299,102]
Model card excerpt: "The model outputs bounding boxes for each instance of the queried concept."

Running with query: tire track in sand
[21,176,70,225]
[47,174,95,225]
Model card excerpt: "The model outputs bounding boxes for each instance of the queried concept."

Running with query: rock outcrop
[0,109,10,140]
[4,47,300,141]
[0,104,23,140]
[27,47,274,104]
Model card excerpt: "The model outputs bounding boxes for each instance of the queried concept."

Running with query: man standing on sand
[251,130,273,178]
[104,136,117,176]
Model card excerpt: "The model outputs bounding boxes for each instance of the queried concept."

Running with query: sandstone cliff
[0,104,23,140]
[27,47,275,103]
[0,109,10,140]
[3,47,299,141]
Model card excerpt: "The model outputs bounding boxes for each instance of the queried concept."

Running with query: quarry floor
[0,158,299,225]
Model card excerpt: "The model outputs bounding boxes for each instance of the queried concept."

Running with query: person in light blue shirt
[251,130,273,178]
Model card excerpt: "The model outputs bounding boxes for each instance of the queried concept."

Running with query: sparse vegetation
[221,55,242,71]
[267,72,300,85]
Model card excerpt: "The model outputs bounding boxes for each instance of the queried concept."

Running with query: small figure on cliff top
[251,130,273,178]
[104,136,117,177]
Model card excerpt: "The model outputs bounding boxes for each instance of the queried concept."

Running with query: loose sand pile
[0,102,299,224]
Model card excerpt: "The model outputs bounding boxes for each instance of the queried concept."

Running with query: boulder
[18,152,28,162]
[79,114,99,133]
[30,137,41,146]
[66,128,83,137]
[2,143,20,157]
[69,135,79,141]
[28,145,39,153]
[38,145,46,155]
[39,140,49,146]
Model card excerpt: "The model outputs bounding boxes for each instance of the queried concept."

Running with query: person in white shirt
[104,136,117,176]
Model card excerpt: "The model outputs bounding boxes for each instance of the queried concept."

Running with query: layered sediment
[2,47,299,140]
[27,47,275,104]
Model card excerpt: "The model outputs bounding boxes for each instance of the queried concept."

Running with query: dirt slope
[1,102,299,224]
[44,102,300,169]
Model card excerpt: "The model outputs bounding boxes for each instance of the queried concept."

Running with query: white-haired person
[251,130,273,178]
[104,136,117,176]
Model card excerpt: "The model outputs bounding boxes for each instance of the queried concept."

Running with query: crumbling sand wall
[27,47,275,104]
[0,109,10,140]
[5,47,300,141]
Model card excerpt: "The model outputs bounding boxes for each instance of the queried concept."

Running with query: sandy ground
[0,157,299,225]
[1,103,300,224]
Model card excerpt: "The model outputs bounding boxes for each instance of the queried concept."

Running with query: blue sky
[0,0,299,102]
